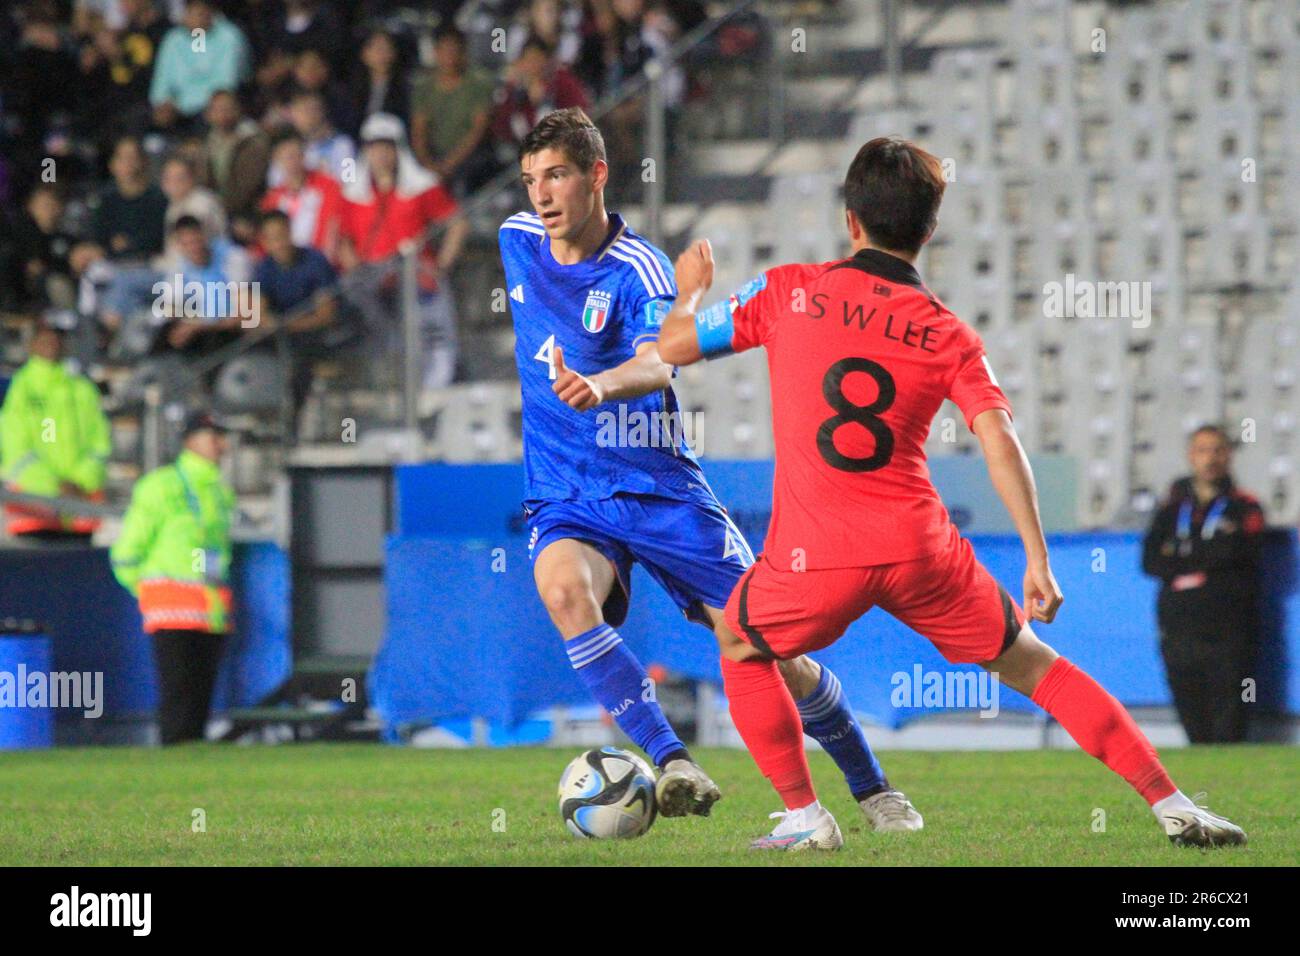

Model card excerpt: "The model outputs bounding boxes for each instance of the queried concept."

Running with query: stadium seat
[689,205,757,304]
[214,354,287,416]
[767,172,843,266]
[1011,45,1082,166]
[1011,0,1074,50]
[430,383,523,463]
[1187,0,1252,47]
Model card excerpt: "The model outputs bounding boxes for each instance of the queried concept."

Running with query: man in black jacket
[1142,424,1264,743]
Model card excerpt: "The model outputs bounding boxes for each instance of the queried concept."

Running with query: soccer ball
[557,747,657,839]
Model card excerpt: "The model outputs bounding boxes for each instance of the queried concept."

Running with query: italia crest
[582,290,613,333]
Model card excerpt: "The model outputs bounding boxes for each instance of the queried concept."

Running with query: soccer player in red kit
[656,137,1247,851]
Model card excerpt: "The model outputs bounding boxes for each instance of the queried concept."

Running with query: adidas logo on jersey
[510,284,525,303]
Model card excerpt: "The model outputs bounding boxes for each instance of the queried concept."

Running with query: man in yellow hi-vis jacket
[111,411,235,744]
[1,323,111,540]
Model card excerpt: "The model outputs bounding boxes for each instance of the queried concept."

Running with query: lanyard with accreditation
[175,463,226,585]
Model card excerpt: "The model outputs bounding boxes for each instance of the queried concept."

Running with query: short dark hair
[843,136,946,255]
[172,214,204,233]
[270,126,304,150]
[1190,423,1231,445]
[260,209,291,229]
[161,152,196,173]
[520,36,554,58]
[111,134,143,159]
[518,107,605,172]
[433,22,466,46]
[207,88,240,109]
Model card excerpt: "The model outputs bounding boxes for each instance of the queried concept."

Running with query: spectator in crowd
[110,410,235,745]
[150,0,252,130]
[260,129,344,262]
[289,47,357,139]
[84,147,210,349]
[254,209,350,414]
[1142,424,1265,744]
[91,135,169,261]
[410,23,500,197]
[2,185,78,313]
[160,154,228,263]
[575,0,683,99]
[0,321,111,542]
[203,90,271,235]
[289,90,356,182]
[347,29,411,137]
[120,0,171,73]
[76,17,157,137]
[507,0,584,65]
[158,215,255,356]
[249,46,299,128]
[573,0,682,196]
[250,0,344,63]
[4,6,82,196]
[338,112,467,391]
[492,37,591,157]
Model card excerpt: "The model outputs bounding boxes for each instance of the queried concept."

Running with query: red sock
[1031,657,1176,805]
[720,656,816,809]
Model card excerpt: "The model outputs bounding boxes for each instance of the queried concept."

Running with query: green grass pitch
[0,744,1294,866]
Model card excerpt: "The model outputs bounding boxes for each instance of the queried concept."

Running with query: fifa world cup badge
[582,290,613,333]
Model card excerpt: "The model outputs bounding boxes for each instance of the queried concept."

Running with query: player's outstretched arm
[657,239,714,367]
[971,409,1064,624]
[551,343,672,412]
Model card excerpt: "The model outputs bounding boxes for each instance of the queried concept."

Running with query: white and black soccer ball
[557,747,657,839]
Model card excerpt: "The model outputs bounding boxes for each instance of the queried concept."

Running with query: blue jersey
[500,211,712,507]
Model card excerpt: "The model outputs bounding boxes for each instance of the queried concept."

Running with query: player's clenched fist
[1023,560,1064,624]
[673,238,714,300]
[552,345,606,412]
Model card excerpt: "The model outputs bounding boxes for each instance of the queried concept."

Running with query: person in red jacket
[337,112,468,391]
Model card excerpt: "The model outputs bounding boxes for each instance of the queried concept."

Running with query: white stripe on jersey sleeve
[500,212,545,235]
[612,239,671,297]
[615,237,673,296]
[607,246,663,298]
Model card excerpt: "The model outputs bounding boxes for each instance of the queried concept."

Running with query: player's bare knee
[715,623,767,663]
[720,640,768,663]
[777,655,821,699]
[982,624,1058,695]
[540,579,600,631]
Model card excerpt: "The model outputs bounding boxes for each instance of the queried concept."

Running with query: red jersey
[717,248,1011,570]
[260,170,344,262]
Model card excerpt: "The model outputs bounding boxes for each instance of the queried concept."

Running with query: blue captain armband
[694,300,735,357]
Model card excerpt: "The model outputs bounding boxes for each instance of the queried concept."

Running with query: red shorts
[724,524,1025,664]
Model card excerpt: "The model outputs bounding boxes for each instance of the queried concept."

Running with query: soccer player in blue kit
[500,108,922,830]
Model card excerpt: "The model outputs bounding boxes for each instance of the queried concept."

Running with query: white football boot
[749,803,844,851]
[859,789,924,832]
[655,759,722,817]
[1160,794,1247,848]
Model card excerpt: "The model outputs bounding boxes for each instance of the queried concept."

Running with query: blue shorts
[526,493,755,628]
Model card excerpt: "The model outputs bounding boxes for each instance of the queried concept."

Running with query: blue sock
[565,624,688,767]
[796,664,888,801]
